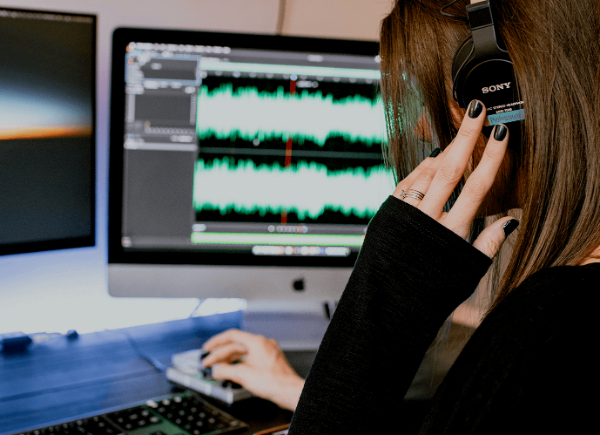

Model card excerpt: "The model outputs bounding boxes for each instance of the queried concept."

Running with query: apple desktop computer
[0,7,96,256]
[108,28,390,307]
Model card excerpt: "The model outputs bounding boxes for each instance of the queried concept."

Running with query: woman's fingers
[393,140,457,202]
[202,328,238,351]
[399,152,445,206]
[202,329,258,366]
[393,146,450,203]
[202,329,279,367]
[393,153,438,199]
[201,342,247,366]
[442,123,509,238]
[419,100,486,218]
[203,328,258,351]
[472,217,519,258]
[211,361,252,385]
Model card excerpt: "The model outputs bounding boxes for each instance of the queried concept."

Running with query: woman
[287,0,600,433]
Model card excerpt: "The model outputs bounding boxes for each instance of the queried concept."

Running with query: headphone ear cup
[452,35,474,107]
[460,59,516,114]
[450,2,523,129]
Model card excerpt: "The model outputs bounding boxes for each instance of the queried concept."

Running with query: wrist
[270,373,305,411]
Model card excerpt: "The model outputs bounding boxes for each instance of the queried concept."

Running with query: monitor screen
[109,28,391,301]
[0,7,96,256]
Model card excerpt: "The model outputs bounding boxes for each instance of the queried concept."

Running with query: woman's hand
[393,100,517,258]
[201,329,305,412]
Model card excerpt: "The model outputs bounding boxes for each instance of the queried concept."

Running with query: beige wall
[1,1,392,38]
[279,0,392,39]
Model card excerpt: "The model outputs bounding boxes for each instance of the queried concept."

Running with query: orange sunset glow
[0,126,93,141]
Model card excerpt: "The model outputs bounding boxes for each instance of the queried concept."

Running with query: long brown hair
[380,0,600,308]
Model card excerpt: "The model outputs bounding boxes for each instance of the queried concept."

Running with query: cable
[188,299,205,318]
[121,330,167,374]
[440,0,469,23]
[275,0,287,35]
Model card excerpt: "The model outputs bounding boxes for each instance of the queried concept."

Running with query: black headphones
[450,1,524,127]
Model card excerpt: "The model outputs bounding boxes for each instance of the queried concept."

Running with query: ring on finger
[400,189,425,201]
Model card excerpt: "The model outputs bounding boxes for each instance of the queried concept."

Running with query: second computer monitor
[0,7,96,256]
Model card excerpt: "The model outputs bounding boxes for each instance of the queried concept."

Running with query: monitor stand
[242,300,331,352]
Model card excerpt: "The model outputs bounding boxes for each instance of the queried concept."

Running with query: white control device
[167,349,253,404]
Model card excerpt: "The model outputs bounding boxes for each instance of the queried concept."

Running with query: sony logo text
[482,82,511,94]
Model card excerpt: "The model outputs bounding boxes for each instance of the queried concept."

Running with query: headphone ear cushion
[452,35,474,81]
[452,35,474,106]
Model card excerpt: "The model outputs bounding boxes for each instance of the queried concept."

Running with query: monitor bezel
[108,27,380,268]
[0,7,97,257]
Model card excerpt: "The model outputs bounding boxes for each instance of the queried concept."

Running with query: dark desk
[0,311,326,435]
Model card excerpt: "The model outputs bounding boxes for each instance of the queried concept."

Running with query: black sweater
[289,196,599,434]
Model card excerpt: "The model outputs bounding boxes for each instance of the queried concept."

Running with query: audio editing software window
[120,41,391,258]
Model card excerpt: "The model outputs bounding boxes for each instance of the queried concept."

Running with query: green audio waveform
[196,84,385,146]
[193,157,394,220]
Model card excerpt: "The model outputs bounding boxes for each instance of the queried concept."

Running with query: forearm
[289,196,492,434]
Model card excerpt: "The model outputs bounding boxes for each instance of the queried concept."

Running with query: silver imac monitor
[108,28,390,304]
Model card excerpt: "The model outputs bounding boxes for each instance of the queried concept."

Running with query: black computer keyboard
[11,391,249,435]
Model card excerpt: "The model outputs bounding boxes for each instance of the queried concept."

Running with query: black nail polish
[429,148,441,158]
[503,219,519,237]
[468,100,483,118]
[494,124,508,141]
